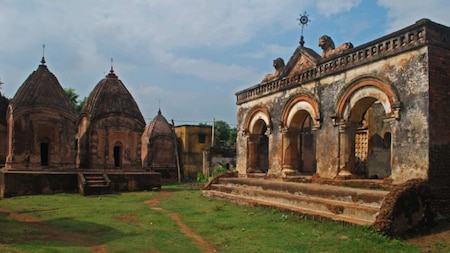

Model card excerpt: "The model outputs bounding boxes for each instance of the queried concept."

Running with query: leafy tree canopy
[64,88,86,113]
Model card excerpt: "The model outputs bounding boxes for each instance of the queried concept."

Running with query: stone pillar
[281,128,299,177]
[247,134,258,172]
[338,121,357,178]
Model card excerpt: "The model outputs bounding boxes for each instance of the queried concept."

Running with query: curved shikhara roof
[142,109,174,140]
[11,61,76,116]
[81,68,145,125]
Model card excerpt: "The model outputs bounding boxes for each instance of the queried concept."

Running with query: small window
[198,134,206,144]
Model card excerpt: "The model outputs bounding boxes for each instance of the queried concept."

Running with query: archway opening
[285,110,316,174]
[247,119,269,173]
[347,98,392,178]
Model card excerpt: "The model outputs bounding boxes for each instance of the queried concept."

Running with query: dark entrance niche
[40,142,49,166]
[113,146,121,168]
[247,119,269,173]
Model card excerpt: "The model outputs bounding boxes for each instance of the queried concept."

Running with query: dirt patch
[0,207,108,253]
[113,214,139,225]
[405,222,450,252]
[144,191,217,253]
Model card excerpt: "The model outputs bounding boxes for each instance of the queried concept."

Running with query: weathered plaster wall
[237,46,431,184]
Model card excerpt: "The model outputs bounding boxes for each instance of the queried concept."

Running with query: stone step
[219,178,388,207]
[203,177,389,225]
[86,179,107,185]
[88,184,110,188]
[202,190,372,225]
[209,184,381,223]
[84,175,105,180]
[78,173,112,196]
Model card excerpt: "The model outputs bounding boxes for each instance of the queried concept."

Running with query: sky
[0,0,448,126]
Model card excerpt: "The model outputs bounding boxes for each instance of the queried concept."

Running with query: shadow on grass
[0,211,127,248]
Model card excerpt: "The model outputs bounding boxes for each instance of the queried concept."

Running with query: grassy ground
[0,183,445,253]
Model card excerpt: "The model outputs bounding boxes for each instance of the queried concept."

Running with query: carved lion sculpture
[319,35,353,58]
[262,57,285,83]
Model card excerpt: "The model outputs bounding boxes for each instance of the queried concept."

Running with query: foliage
[214,120,231,147]
[64,88,79,107]
[196,172,208,183]
[228,127,237,146]
[64,88,87,113]
[198,120,237,148]
[210,166,228,177]
[197,166,229,183]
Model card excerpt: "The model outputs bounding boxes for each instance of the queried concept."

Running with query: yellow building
[174,125,212,179]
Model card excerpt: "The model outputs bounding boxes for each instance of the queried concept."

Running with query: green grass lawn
[0,183,432,253]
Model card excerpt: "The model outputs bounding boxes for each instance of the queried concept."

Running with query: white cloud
[315,0,361,17]
[377,0,450,32]
[240,44,294,59]
[170,57,260,83]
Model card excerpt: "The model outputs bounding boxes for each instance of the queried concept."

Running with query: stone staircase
[202,177,389,225]
[78,173,112,196]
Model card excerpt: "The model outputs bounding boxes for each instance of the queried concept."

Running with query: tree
[64,88,86,113]
[65,88,78,107]
[228,127,237,147]
[214,120,231,147]
[77,96,87,113]
[210,120,237,148]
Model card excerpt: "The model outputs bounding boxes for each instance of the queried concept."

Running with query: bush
[196,166,229,183]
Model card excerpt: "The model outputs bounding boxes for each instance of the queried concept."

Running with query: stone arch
[282,95,321,129]
[244,106,271,135]
[280,95,320,176]
[334,77,400,122]
[334,77,400,179]
[243,106,271,174]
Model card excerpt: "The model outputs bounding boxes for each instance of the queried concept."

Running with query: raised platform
[204,177,388,225]
[0,169,161,198]
[202,174,435,236]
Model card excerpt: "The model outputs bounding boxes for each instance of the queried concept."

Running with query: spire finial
[110,58,114,73]
[297,11,310,47]
[158,100,162,115]
[107,58,118,78]
[40,44,46,65]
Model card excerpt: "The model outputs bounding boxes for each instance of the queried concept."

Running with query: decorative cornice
[236,19,446,105]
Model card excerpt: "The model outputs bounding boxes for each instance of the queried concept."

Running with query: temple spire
[40,44,46,65]
[107,58,118,78]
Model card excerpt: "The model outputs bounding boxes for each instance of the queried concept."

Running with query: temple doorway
[344,99,392,179]
[40,142,49,166]
[284,111,316,175]
[113,144,122,168]
[247,119,269,173]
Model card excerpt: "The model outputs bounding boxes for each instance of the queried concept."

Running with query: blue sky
[0,0,448,126]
